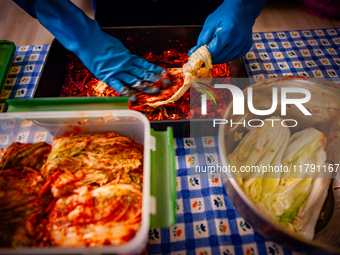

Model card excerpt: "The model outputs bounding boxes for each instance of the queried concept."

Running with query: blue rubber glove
[189,0,266,64]
[13,0,168,100]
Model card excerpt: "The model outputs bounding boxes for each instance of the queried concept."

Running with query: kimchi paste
[59,48,232,120]
[0,133,143,247]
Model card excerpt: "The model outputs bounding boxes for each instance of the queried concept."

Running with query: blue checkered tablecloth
[0,44,50,112]
[1,28,340,255]
[244,28,340,81]
[148,136,292,255]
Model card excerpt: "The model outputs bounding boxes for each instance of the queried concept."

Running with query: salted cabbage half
[229,120,331,240]
[227,117,290,202]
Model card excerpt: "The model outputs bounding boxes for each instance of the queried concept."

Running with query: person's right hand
[189,0,266,65]
[14,0,169,100]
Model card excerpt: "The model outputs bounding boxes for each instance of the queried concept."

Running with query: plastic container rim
[0,109,151,254]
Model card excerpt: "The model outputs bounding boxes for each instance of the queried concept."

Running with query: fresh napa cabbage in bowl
[218,77,340,254]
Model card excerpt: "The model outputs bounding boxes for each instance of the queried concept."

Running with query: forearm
[12,0,167,97]
[13,0,99,52]
[13,0,37,18]
[216,0,266,22]
[240,0,267,21]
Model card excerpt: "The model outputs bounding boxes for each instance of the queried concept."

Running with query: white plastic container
[0,110,152,255]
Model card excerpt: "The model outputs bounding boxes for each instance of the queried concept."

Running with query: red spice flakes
[60,48,232,120]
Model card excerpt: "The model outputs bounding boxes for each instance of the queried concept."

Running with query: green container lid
[150,127,177,228]
[0,41,15,99]
[6,97,129,112]
[6,98,177,228]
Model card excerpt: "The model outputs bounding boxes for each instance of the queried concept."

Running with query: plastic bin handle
[150,126,177,228]
[6,97,129,112]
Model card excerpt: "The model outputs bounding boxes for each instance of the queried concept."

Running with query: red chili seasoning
[60,48,232,120]
[73,127,82,132]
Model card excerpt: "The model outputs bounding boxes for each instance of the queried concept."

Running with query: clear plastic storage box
[0,109,176,254]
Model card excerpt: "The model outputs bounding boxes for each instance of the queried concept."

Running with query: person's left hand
[189,0,266,64]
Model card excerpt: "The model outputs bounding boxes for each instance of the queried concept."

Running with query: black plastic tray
[34,26,249,137]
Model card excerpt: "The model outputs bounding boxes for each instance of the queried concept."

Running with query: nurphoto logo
[200,84,312,128]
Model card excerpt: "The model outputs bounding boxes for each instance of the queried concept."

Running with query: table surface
[3,0,340,47]
[1,27,340,255]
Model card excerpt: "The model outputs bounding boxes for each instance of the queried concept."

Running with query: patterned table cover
[1,28,340,255]
[0,44,50,111]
